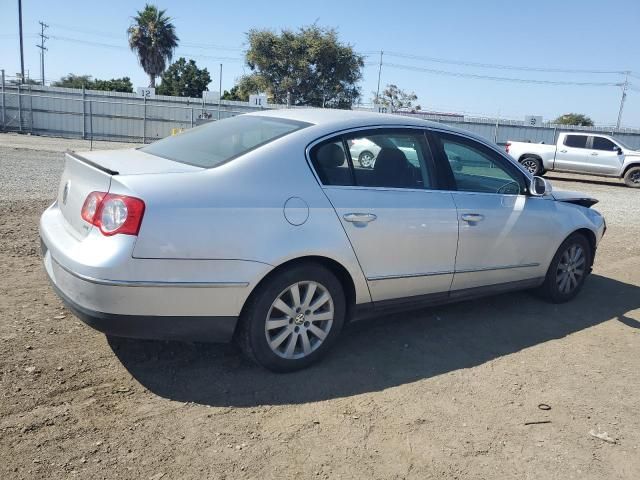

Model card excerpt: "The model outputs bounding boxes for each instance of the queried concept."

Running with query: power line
[382,51,627,75]
[384,62,623,87]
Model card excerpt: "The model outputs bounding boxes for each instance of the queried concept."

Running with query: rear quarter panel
[113,131,372,304]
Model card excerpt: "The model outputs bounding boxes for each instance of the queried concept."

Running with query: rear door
[309,128,459,303]
[553,134,591,172]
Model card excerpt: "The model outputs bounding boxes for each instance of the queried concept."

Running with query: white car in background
[348,138,380,168]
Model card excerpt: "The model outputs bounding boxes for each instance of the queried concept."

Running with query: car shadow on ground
[108,274,640,407]
[546,175,625,188]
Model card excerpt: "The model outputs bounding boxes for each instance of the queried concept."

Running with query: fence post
[29,84,34,133]
[1,70,5,131]
[190,106,193,128]
[142,95,146,144]
[82,85,86,139]
[494,116,499,143]
[89,99,93,151]
[18,84,22,132]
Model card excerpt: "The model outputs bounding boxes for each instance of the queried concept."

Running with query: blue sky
[2,0,639,126]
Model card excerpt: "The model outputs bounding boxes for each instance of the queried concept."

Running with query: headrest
[316,143,346,168]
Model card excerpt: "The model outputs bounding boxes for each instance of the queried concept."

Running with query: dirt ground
[1,133,639,479]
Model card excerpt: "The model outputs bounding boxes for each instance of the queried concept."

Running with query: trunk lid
[57,149,202,238]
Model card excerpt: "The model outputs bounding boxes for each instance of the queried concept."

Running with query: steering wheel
[496,180,520,194]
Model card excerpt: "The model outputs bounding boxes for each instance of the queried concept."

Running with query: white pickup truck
[506,132,640,187]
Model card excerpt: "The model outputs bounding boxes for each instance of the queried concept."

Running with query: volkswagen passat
[40,110,606,371]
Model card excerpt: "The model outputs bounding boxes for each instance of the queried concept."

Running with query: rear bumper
[49,278,237,342]
[39,202,272,342]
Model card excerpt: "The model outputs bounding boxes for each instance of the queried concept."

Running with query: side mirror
[616,147,623,155]
[530,176,552,196]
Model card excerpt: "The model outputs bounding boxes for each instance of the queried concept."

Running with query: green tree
[52,74,93,89]
[127,4,179,88]
[92,77,134,93]
[553,113,594,126]
[52,74,133,92]
[156,58,211,97]
[374,84,419,112]
[243,25,364,108]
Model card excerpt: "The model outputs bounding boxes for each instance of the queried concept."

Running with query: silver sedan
[40,110,606,371]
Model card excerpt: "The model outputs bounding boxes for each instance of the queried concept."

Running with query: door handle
[461,213,484,223]
[343,213,377,224]
[559,149,568,153]
[590,152,599,156]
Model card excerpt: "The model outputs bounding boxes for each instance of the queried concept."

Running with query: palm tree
[127,4,179,88]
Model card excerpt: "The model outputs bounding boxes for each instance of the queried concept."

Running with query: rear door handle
[461,213,484,223]
[559,149,568,153]
[343,213,377,224]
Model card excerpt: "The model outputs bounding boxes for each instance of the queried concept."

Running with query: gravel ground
[1,133,639,479]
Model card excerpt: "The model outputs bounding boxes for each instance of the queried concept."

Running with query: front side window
[346,131,432,189]
[142,115,310,168]
[434,133,523,195]
[591,136,618,151]
[564,135,588,149]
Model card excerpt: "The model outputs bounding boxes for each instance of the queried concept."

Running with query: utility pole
[375,50,383,104]
[18,0,25,83]
[36,21,49,86]
[616,71,629,130]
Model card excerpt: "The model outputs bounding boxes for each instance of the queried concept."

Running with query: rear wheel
[237,263,345,372]
[520,156,543,176]
[623,166,640,188]
[538,233,591,303]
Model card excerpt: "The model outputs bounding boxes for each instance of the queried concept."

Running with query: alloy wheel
[265,281,334,360]
[359,152,375,168]
[556,244,586,294]
[521,159,539,174]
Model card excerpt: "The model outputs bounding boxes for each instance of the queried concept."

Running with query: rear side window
[346,132,432,189]
[591,136,617,151]
[564,135,588,148]
[141,115,310,168]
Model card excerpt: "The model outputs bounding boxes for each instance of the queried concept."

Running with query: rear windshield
[141,115,310,168]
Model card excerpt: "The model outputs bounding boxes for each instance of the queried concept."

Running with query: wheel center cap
[294,313,305,325]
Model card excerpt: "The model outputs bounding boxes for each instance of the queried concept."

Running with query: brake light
[81,191,145,236]
[505,142,511,154]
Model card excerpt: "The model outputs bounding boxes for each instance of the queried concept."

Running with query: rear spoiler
[66,150,119,176]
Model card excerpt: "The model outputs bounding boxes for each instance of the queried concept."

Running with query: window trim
[429,130,529,196]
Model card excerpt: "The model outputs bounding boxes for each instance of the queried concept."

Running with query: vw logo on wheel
[62,181,71,205]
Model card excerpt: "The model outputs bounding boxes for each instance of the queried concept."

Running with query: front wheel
[237,263,346,372]
[537,233,591,303]
[520,156,543,176]
[623,166,640,188]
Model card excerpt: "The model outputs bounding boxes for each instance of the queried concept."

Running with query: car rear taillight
[505,142,511,154]
[81,191,145,236]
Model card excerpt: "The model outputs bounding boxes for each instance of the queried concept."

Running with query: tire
[623,166,640,188]
[358,151,375,168]
[537,233,592,303]
[520,156,543,176]
[237,263,346,372]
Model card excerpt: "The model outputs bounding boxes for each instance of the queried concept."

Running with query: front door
[430,131,553,292]
[309,129,459,302]
[583,136,625,175]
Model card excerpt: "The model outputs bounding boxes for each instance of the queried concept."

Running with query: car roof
[247,107,448,129]
[246,107,483,142]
